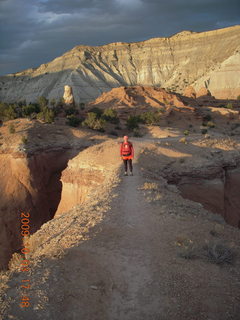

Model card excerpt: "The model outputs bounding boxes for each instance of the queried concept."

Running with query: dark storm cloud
[0,0,240,75]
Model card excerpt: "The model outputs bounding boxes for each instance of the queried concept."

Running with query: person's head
[123,135,128,142]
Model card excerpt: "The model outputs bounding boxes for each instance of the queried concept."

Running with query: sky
[0,0,240,75]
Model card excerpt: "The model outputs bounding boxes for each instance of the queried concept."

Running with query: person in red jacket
[120,135,134,176]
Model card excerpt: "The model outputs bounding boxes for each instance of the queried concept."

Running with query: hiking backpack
[121,141,132,156]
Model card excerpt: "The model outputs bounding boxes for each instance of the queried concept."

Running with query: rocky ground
[0,123,240,319]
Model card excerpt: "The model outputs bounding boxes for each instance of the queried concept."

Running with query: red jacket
[120,141,134,159]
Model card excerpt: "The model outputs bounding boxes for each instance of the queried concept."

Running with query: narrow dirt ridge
[105,143,164,319]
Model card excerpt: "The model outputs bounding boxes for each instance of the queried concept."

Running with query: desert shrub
[2,105,18,120]
[203,114,212,122]
[207,121,215,128]
[22,104,40,117]
[56,97,65,107]
[8,123,15,134]
[50,98,56,107]
[133,128,143,137]
[66,115,81,127]
[52,105,62,116]
[65,107,79,116]
[109,130,118,136]
[183,129,189,136]
[18,100,27,107]
[179,137,187,144]
[82,112,106,131]
[225,103,233,109]
[88,107,103,118]
[237,95,240,100]
[37,96,48,109]
[139,111,161,125]
[202,241,234,265]
[177,240,198,260]
[201,128,208,134]
[102,108,119,124]
[126,115,140,130]
[21,136,28,144]
[37,106,54,123]
[0,103,7,119]
[115,125,122,130]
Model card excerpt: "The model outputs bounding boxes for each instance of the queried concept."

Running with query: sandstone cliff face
[56,140,120,216]
[0,149,74,269]
[0,119,98,270]
[139,139,240,228]
[194,50,240,99]
[0,25,239,103]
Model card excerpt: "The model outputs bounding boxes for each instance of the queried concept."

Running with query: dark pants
[123,159,133,172]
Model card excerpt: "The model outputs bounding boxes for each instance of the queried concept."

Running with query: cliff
[0,25,239,103]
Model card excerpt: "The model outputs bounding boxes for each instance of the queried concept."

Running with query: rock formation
[183,86,196,98]
[63,85,74,105]
[139,139,240,228]
[88,86,187,109]
[0,120,94,269]
[0,25,239,103]
[196,87,212,98]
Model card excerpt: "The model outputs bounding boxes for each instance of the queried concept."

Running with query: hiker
[120,136,134,176]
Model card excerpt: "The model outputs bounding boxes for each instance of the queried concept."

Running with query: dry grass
[202,240,235,265]
[175,238,198,259]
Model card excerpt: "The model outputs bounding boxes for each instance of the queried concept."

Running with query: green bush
[6,106,18,120]
[225,103,233,109]
[201,128,208,134]
[0,103,18,121]
[18,100,27,107]
[65,107,79,116]
[183,129,189,136]
[237,95,240,100]
[52,105,62,116]
[88,107,103,118]
[82,112,106,131]
[37,96,48,109]
[139,111,161,125]
[203,114,212,122]
[50,98,56,107]
[66,115,81,127]
[126,115,140,130]
[8,123,15,134]
[109,130,118,136]
[22,104,40,117]
[56,98,65,107]
[207,121,215,128]
[102,108,119,124]
[37,107,54,123]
